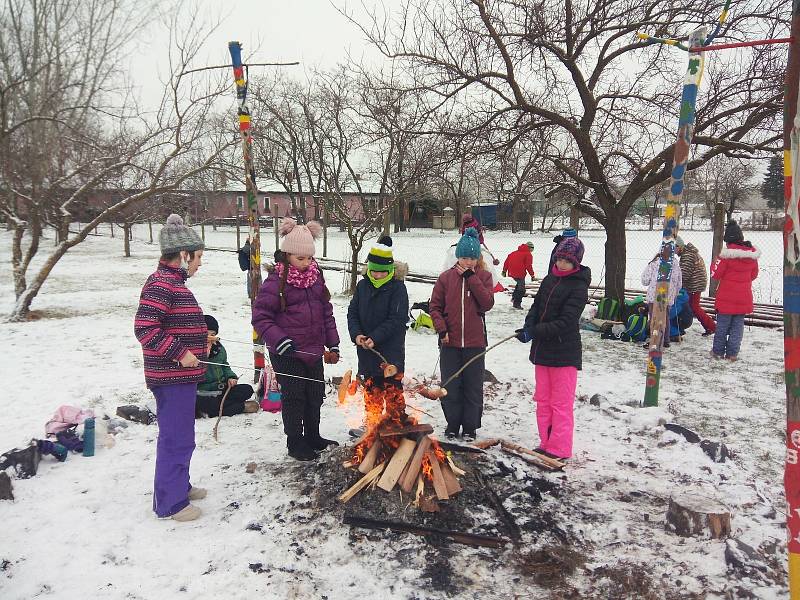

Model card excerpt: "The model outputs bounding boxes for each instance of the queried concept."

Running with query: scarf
[368,266,394,289]
[275,260,320,289]
[551,264,580,277]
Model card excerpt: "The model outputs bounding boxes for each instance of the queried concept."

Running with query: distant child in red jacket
[710,221,760,361]
[430,227,495,442]
[503,242,535,309]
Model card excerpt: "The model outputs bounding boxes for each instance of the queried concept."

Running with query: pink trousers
[533,365,577,459]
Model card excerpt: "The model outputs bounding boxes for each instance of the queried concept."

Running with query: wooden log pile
[337,378,464,511]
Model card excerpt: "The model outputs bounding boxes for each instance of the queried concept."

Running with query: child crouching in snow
[252,218,340,462]
[515,237,590,461]
[347,235,409,394]
[430,227,495,442]
[196,314,259,418]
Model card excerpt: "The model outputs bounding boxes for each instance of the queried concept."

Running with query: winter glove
[501,271,507,277]
[275,337,295,356]
[492,258,500,266]
[324,347,340,364]
[515,328,532,343]
[461,269,475,279]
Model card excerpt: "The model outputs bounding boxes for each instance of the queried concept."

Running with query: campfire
[337,371,463,512]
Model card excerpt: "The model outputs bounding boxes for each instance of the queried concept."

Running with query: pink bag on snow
[45,405,95,435]
[259,367,282,413]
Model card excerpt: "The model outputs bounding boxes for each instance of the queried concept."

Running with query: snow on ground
[0,228,789,599]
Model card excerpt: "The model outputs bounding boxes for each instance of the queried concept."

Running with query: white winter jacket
[641,257,682,305]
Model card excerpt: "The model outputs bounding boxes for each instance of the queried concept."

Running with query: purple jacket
[252,268,340,364]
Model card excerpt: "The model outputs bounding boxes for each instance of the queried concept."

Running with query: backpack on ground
[596,297,620,321]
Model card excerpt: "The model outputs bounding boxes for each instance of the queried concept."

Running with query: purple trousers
[151,383,196,517]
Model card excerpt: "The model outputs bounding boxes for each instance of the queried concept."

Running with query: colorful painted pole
[643,27,707,407]
[228,41,264,376]
[784,3,800,597]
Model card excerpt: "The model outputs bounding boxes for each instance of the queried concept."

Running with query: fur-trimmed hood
[718,244,761,261]
[360,260,408,281]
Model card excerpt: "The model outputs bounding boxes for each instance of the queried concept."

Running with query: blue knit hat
[561,228,578,238]
[456,227,481,259]
[555,237,584,265]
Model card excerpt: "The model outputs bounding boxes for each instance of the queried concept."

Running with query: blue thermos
[82,418,95,457]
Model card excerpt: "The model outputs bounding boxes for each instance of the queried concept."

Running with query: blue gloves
[515,328,532,343]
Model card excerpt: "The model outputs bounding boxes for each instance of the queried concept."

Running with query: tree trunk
[511,197,518,233]
[123,222,131,257]
[110,221,114,238]
[9,240,71,321]
[148,220,153,244]
[12,225,26,299]
[348,232,361,295]
[709,201,726,297]
[604,214,627,302]
[235,209,241,249]
[570,205,580,231]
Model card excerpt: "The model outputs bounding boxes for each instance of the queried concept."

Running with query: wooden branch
[426,451,449,501]
[343,515,509,548]
[377,438,417,492]
[358,439,382,474]
[472,438,501,450]
[399,435,432,493]
[500,440,565,471]
[379,424,434,438]
[339,462,385,503]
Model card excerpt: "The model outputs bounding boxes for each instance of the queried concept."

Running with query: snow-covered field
[0,228,789,599]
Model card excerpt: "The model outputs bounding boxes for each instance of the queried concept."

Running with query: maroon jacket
[430,267,494,348]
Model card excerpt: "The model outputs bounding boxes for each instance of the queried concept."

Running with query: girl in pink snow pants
[515,237,590,460]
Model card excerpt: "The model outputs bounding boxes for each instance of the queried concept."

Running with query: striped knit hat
[367,235,394,273]
[159,214,204,255]
[555,237,584,266]
[561,228,578,239]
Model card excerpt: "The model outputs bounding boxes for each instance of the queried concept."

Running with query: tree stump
[666,493,731,539]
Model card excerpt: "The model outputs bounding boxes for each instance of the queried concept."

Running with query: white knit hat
[279,217,321,256]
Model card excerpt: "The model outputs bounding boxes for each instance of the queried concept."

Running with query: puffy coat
[503,245,535,279]
[430,266,495,348]
[523,265,591,369]
[198,343,238,393]
[252,266,340,364]
[641,257,682,305]
[679,243,708,293]
[347,263,409,377]
[711,243,760,315]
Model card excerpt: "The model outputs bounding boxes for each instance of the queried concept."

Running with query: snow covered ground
[0,228,789,599]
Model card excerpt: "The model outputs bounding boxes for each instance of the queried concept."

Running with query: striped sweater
[134,261,207,388]
[679,243,708,294]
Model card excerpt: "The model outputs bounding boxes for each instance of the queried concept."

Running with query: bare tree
[351,0,785,301]
[0,1,235,320]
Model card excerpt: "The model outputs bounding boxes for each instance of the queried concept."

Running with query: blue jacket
[670,288,693,337]
[347,264,409,378]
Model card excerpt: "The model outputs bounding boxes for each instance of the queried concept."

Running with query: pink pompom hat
[279,217,322,256]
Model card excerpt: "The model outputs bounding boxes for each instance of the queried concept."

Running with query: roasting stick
[415,334,518,400]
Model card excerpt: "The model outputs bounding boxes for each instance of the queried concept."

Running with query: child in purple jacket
[134,214,207,522]
[252,218,340,461]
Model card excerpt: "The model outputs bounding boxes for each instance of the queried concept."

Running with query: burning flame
[421,454,433,481]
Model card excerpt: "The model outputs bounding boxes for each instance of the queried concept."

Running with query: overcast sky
[128,0,398,108]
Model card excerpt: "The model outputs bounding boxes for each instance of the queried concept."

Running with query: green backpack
[596,297,620,321]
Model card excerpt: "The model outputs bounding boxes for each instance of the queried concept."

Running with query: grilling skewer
[414,333,518,400]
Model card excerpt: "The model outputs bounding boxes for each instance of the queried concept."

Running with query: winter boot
[170,504,201,522]
[0,444,41,479]
[287,435,317,461]
[303,403,339,451]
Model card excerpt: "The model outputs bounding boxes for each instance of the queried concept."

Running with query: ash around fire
[305,446,598,596]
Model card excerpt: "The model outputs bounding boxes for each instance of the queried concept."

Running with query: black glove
[515,328,532,343]
[276,337,295,355]
[461,269,475,279]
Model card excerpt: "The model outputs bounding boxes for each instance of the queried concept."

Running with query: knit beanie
[159,214,204,255]
[724,220,744,244]
[367,235,394,272]
[456,227,482,259]
[279,217,321,256]
[204,314,219,334]
[561,228,578,239]
[554,237,584,266]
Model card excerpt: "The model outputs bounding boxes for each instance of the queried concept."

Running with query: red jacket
[503,245,535,279]
[430,267,495,348]
[710,243,760,315]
